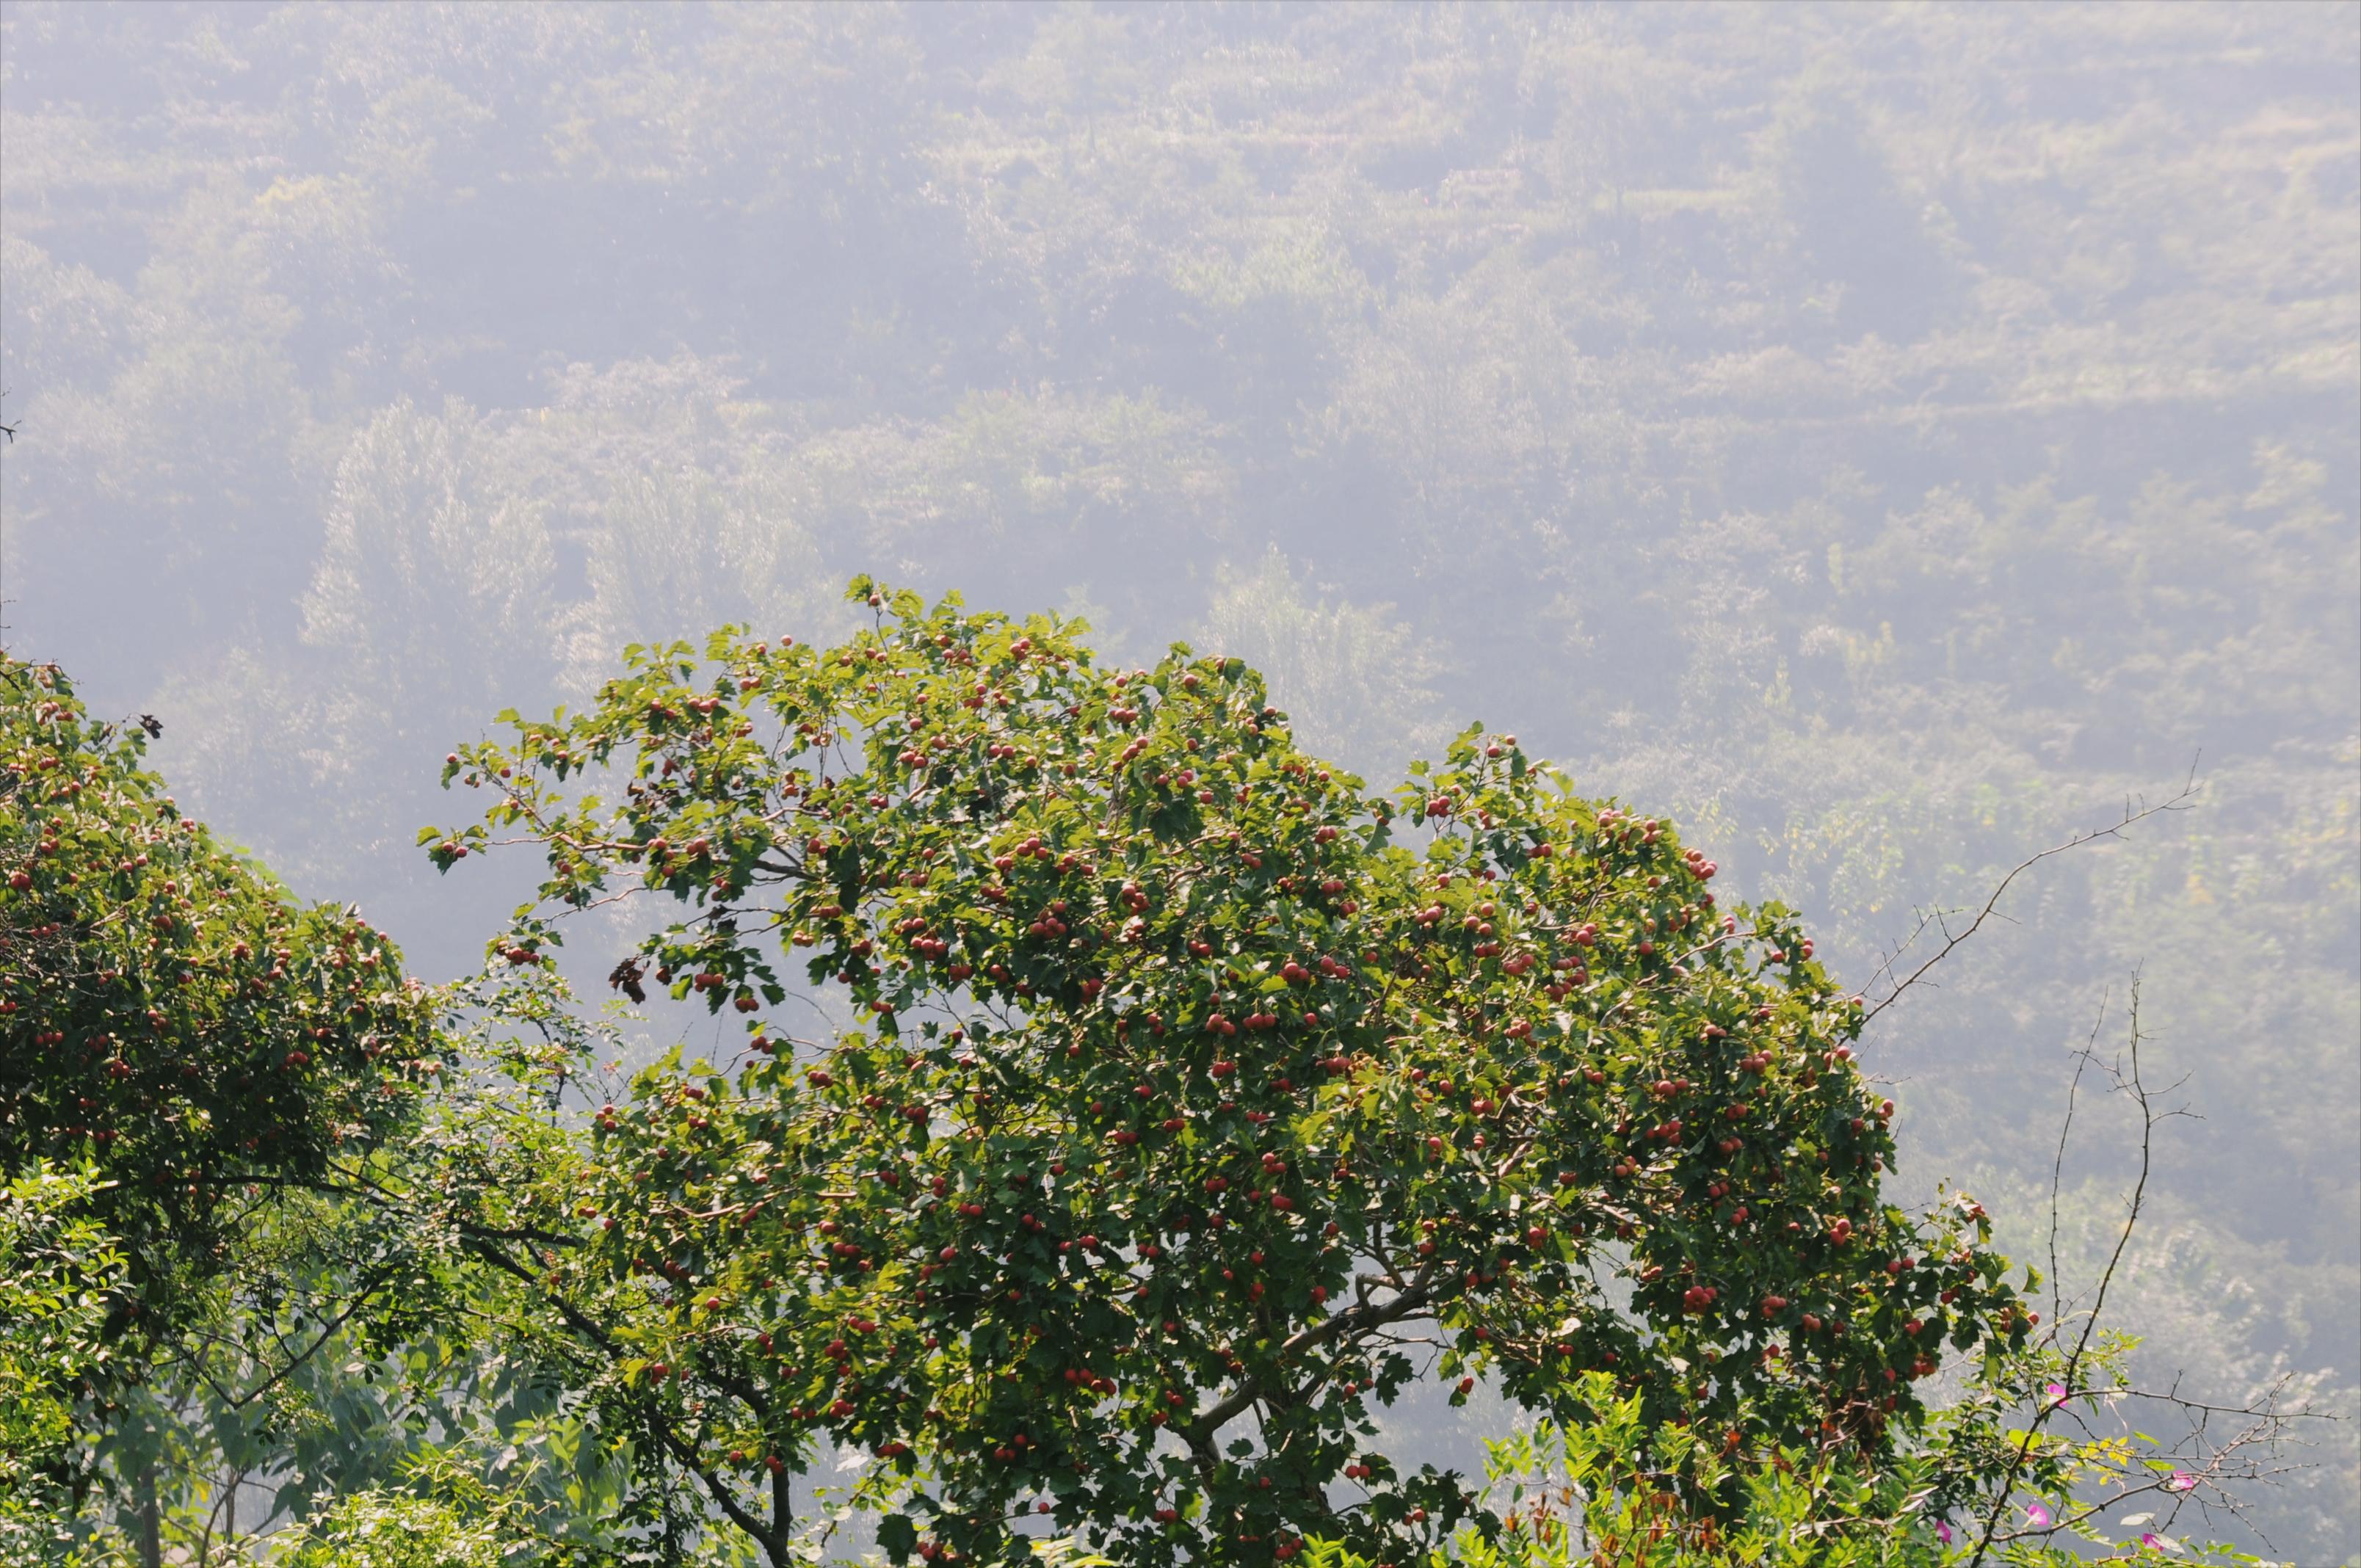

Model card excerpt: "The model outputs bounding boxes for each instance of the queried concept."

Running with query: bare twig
[2059,983,2155,1386]
[2048,992,2107,1331]
[1861,763,2199,1024]
[1960,977,2315,1567]
[1966,981,2160,1567]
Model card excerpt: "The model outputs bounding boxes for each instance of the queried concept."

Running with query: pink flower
[2166,1470,2197,1492]
[1934,1521,1953,1544]
[2143,1534,2166,1550]
[2025,1502,2053,1529]
[2044,1381,2070,1408]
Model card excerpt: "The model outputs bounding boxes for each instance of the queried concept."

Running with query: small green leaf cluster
[1299,1364,2271,1568]
[269,1448,589,1568]
[0,1161,125,1563]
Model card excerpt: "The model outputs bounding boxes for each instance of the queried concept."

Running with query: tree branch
[1967,979,2160,1568]
[1863,765,2199,1024]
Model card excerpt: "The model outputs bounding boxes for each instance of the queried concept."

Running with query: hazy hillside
[3,2,2354,1556]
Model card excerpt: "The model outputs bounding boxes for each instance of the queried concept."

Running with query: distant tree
[428,582,2033,1567]
[1197,549,1440,778]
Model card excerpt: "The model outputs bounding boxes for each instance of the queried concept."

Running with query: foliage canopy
[0,655,438,1359]
[432,583,2029,1564]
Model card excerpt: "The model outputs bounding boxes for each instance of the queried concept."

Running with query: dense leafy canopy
[0,1163,125,1563]
[432,585,2028,1564]
[0,655,438,1351]
[0,631,2285,1568]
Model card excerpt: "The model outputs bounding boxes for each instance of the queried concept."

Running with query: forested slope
[3,3,2354,1556]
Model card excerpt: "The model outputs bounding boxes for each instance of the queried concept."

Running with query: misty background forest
[2,1,2356,1561]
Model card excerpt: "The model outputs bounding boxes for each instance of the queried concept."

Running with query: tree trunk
[769,1464,794,1567]
[135,1458,162,1568]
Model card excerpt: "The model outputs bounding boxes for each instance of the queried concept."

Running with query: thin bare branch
[1968,977,2172,1568]
[1863,763,2199,1024]
[2048,992,2107,1330]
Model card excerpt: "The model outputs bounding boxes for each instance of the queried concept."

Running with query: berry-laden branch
[427,581,2038,1567]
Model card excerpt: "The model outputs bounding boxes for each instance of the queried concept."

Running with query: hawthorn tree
[429,582,2032,1567]
[0,654,439,1365]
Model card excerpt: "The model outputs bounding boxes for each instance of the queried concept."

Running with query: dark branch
[1863,764,2199,1024]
